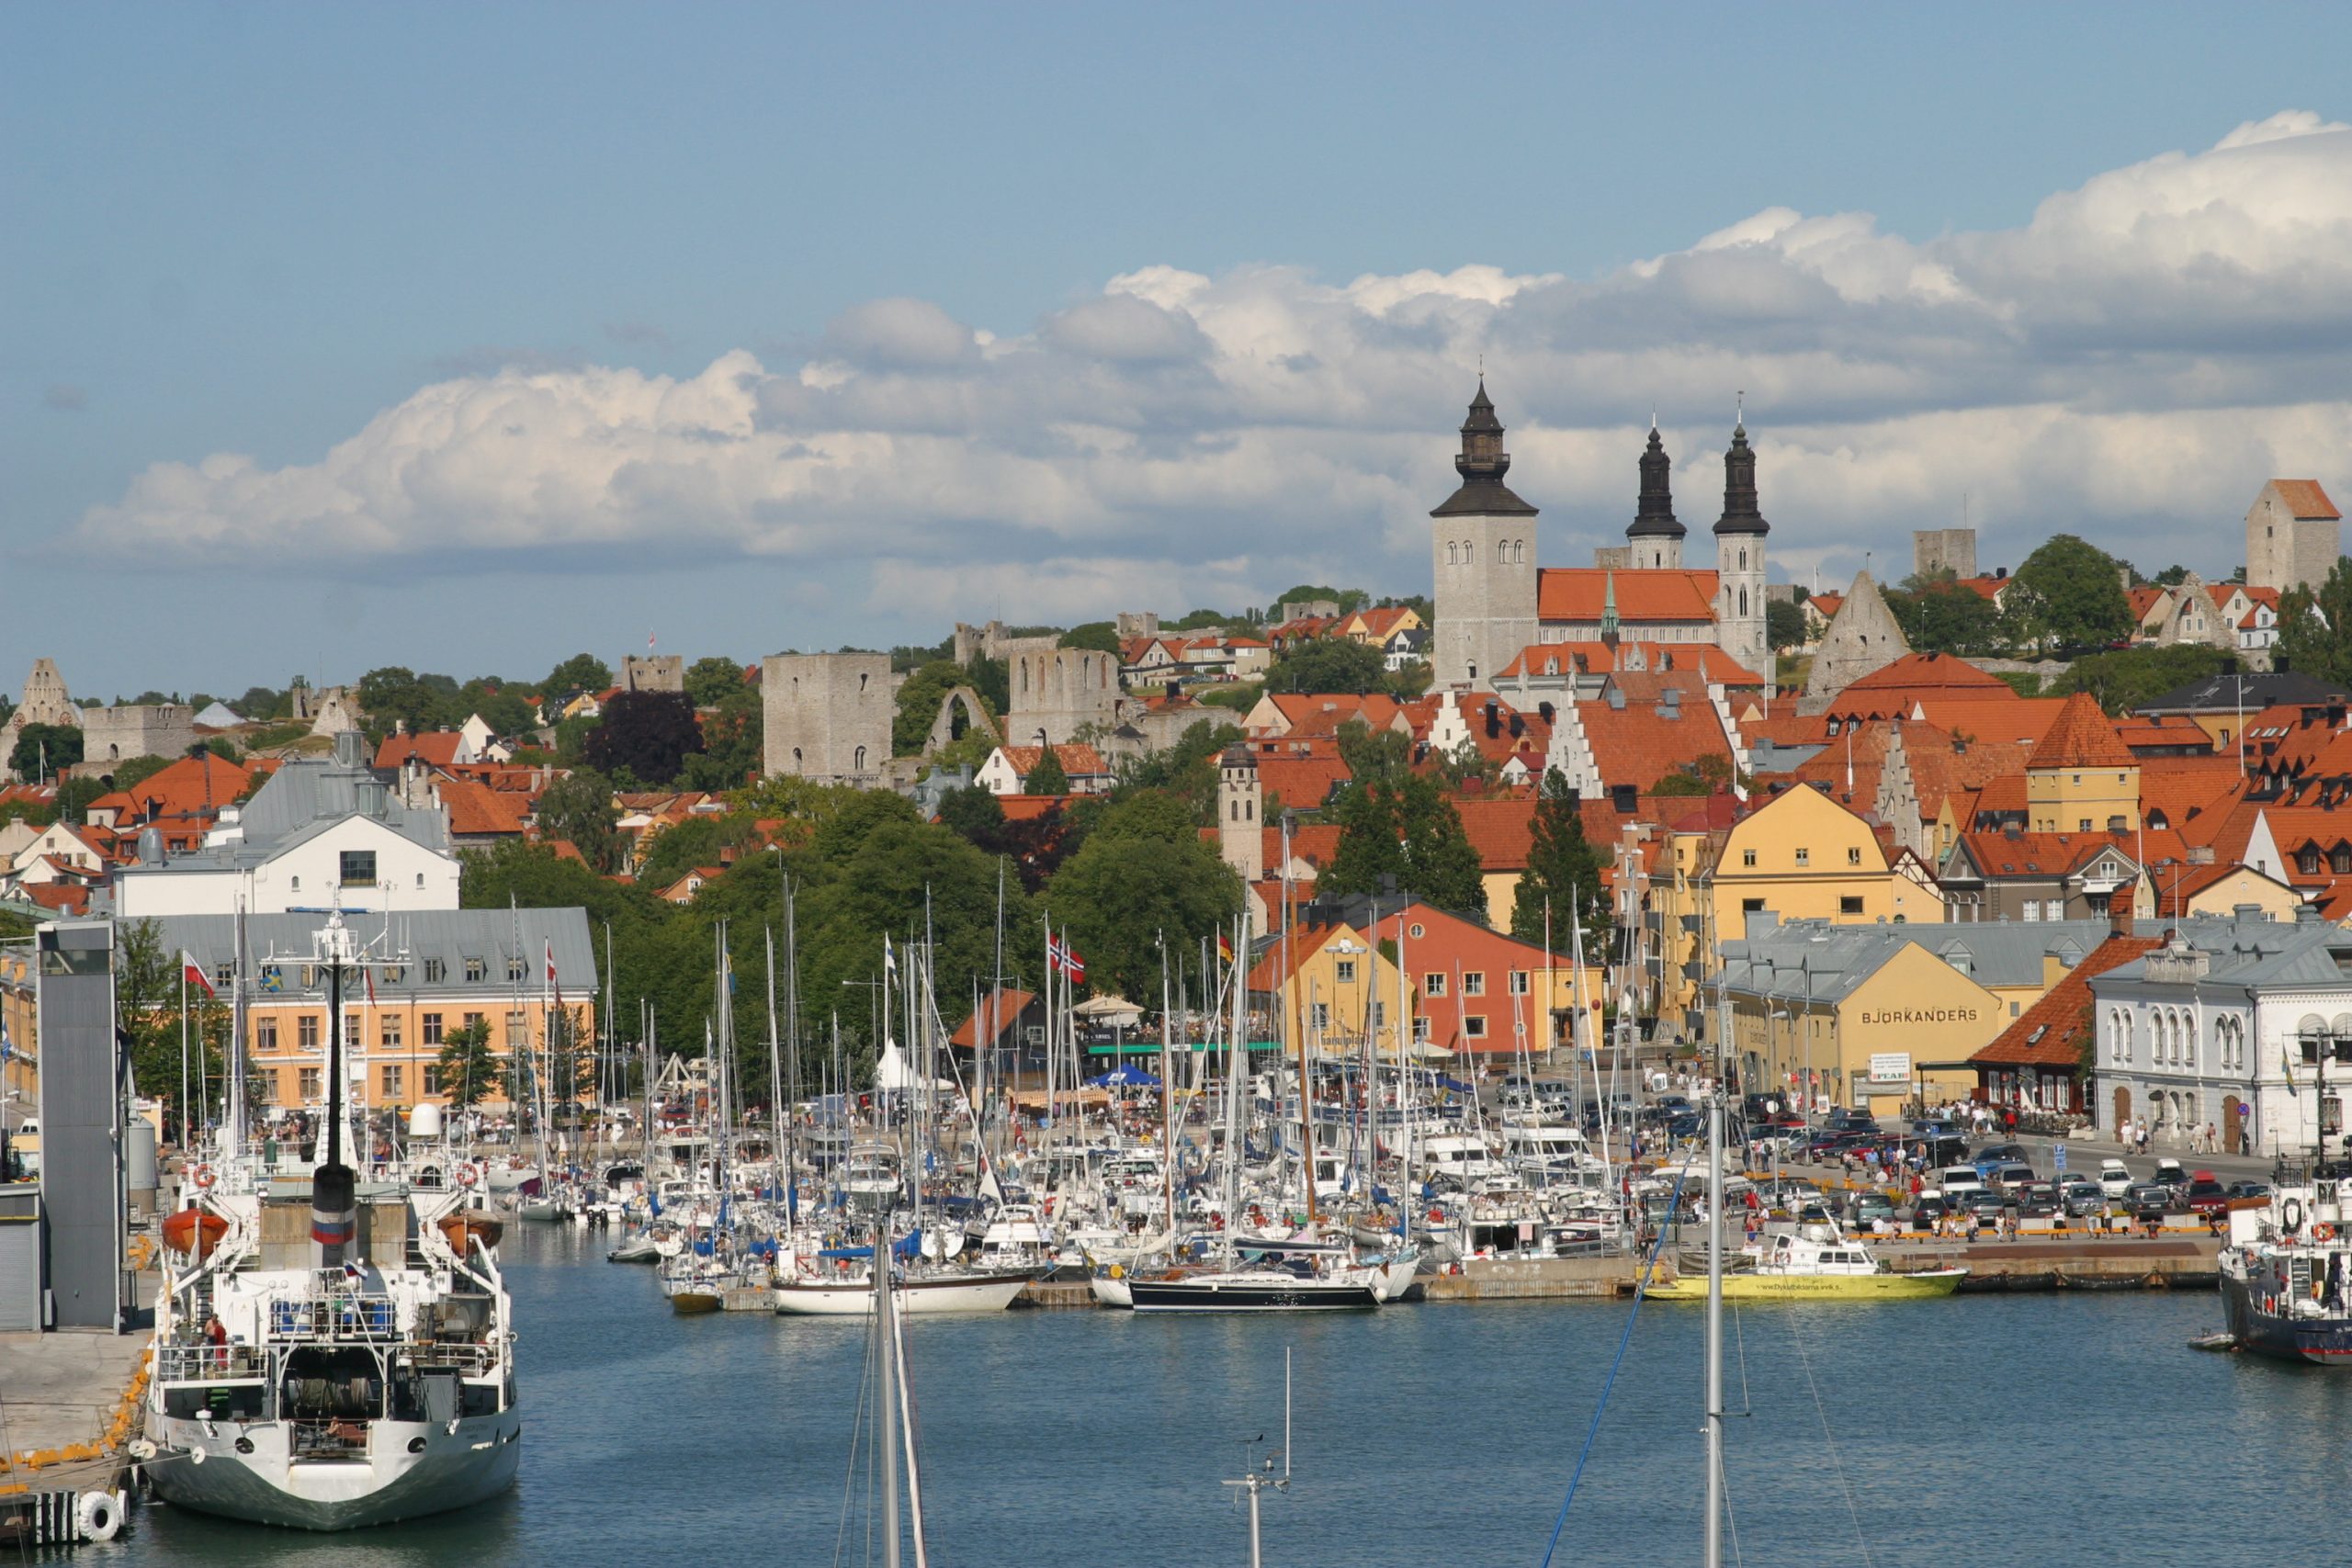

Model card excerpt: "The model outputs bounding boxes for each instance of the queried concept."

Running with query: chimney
[2109,896,2132,939]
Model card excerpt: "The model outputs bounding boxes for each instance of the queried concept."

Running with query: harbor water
[91,1224,2352,1567]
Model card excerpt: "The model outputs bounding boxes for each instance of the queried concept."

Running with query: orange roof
[1911,697,2068,751]
[995,743,1110,778]
[1454,794,1541,872]
[2127,586,2169,622]
[950,987,1037,1048]
[1970,934,2162,1069]
[1259,693,1407,737]
[1577,692,1734,795]
[1350,606,1417,638]
[375,732,464,769]
[995,794,1073,823]
[1535,569,1719,624]
[1951,576,2009,602]
[2272,479,2340,520]
[1951,829,2134,879]
[1498,639,1764,685]
[1266,821,1344,875]
[436,776,531,837]
[87,751,253,826]
[1838,652,2015,701]
[1255,751,1353,811]
[2027,693,2136,771]
[1808,592,1844,619]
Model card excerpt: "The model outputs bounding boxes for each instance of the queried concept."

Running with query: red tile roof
[436,776,531,837]
[1838,651,2015,701]
[2272,479,2340,520]
[87,751,253,827]
[2027,693,2136,771]
[1969,933,2161,1068]
[375,732,464,769]
[1455,794,1541,872]
[996,743,1110,778]
[950,987,1037,1048]
[1576,693,1735,794]
[1535,569,1719,623]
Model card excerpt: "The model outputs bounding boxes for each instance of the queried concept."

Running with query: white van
[2098,1158,2134,1199]
[1937,1164,1985,1199]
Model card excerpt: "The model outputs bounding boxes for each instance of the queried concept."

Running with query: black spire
[1713,413,1769,536]
[1431,377,1537,518]
[1627,421,1683,539]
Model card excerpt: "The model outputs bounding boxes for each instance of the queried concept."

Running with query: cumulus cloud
[67,113,2352,604]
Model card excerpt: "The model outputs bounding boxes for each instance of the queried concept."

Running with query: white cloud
[68,112,2352,609]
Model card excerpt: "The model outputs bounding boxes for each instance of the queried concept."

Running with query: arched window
[1513,539,1524,564]
[791,747,803,772]
[1738,588,1748,616]
[1498,539,1510,565]
[1738,547,1747,570]
[2183,1014,2196,1070]
[854,745,867,771]
[1446,543,1458,566]
[1462,538,1472,562]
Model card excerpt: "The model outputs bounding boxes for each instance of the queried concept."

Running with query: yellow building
[2025,694,2141,834]
[2161,862,2301,921]
[1706,785,1939,944]
[1,946,35,1106]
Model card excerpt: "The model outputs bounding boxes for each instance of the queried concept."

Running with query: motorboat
[1648,1222,1964,1301]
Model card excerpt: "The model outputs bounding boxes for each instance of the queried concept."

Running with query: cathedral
[1429,382,1770,689]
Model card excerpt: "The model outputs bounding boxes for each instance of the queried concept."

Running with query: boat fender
[2320,1223,2339,1243]
[190,1164,216,1190]
[458,1165,481,1189]
[2284,1198,2305,1234]
[77,1489,124,1542]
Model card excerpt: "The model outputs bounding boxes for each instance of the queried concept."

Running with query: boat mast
[876,1190,900,1568]
[1283,815,1317,1224]
[1705,957,1729,1568]
[1159,942,1175,1239]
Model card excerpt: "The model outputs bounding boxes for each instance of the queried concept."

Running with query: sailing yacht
[141,912,521,1529]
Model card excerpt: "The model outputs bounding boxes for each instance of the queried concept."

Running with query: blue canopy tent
[1087,1065,1162,1088]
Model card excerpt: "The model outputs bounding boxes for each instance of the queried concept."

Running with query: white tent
[1072,995,1143,1025]
[872,1040,953,1093]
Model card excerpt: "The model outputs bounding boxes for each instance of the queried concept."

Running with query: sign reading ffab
[1868,1052,1911,1083]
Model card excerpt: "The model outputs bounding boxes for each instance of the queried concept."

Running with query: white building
[2091,907,2352,1157]
[114,732,460,919]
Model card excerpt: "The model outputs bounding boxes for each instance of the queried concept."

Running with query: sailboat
[140,910,521,1529]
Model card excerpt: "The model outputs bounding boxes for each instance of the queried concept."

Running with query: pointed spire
[1431,378,1536,519]
[1713,404,1769,536]
[1628,421,1683,539]
[1600,569,1621,646]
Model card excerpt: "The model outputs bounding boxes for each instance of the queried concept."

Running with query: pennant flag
[364,964,377,1007]
[180,951,216,998]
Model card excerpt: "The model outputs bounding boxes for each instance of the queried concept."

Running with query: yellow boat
[1647,1227,1966,1302]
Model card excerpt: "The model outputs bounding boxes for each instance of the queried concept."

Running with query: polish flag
[179,951,215,998]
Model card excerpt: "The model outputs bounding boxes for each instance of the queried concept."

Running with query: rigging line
[1786,1309,1879,1568]
[1722,1455,1745,1568]
[1733,1300,1754,1416]
[1535,1166,1689,1568]
[833,1313,879,1568]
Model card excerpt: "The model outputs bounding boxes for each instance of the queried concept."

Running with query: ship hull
[1648,1269,1965,1302]
[1125,1273,1381,1313]
[143,1412,519,1530]
[773,1269,1040,1315]
[2221,1273,2352,1362]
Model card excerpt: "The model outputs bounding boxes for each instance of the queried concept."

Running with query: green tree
[9,721,83,781]
[936,784,1005,844]
[2000,535,2132,650]
[2050,644,2225,716]
[543,653,613,698]
[232,685,283,720]
[683,657,747,708]
[1114,721,1244,824]
[892,660,965,756]
[536,768,621,872]
[1888,581,2003,655]
[116,919,226,1142]
[963,655,1012,716]
[680,691,763,792]
[1261,637,1386,694]
[107,754,174,793]
[1317,774,1486,918]
[1023,747,1071,794]
[1766,598,1809,652]
[436,1018,504,1111]
[2277,559,2352,687]
[583,690,705,785]
[1058,622,1123,655]
[356,666,450,739]
[637,815,759,890]
[1049,797,1240,1004]
[461,679,537,739]
[1511,768,1606,951]
[51,774,105,824]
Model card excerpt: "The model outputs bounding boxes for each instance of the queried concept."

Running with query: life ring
[2317,1223,2338,1243]
[458,1164,481,1189]
[77,1489,123,1543]
[2284,1198,2305,1234]
[190,1164,216,1190]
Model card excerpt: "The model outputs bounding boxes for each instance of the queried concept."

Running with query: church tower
[1217,743,1264,884]
[1430,379,1539,690]
[1712,411,1770,672]
[1625,421,1684,570]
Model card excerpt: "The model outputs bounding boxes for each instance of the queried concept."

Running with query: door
[2111,1085,2130,1134]
[2223,1095,2244,1154]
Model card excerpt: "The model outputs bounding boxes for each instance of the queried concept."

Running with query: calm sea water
[88,1226,2352,1567]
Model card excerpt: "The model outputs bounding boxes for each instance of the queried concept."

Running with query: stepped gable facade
[1796,570,1910,716]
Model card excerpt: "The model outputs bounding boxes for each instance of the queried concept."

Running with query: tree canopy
[1999,535,2132,650]
[1318,773,1486,919]
[1261,637,1388,695]
[683,657,747,708]
[9,721,83,781]
[2049,644,2224,716]
[583,690,705,785]
[1511,768,1606,953]
[544,653,613,698]
[2276,559,2352,687]
[1023,748,1071,794]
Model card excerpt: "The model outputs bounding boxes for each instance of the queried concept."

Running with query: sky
[6,5,2352,697]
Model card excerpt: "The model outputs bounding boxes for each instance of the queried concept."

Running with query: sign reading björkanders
[1867,1052,1911,1082]
[1859,1007,1981,1026]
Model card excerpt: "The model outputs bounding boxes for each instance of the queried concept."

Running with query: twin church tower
[1430,380,1770,688]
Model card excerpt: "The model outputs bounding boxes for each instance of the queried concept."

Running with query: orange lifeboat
[439,1214,505,1254]
[161,1208,229,1261]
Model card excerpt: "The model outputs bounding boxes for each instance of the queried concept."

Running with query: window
[2022,901,2041,922]
[1372,1002,1385,1028]
[1311,1003,1329,1030]
[424,958,446,984]
[344,1013,361,1048]
[1741,850,1757,867]
[1742,898,1765,914]
[1413,1016,1430,1041]
[380,1065,404,1100]
[1508,970,1530,995]
[1409,923,1425,939]
[255,1017,278,1052]
[2077,818,2092,832]
[260,964,282,992]
[465,956,486,983]
[383,964,406,985]
[298,1014,321,1050]
[463,1011,485,1032]
[1847,846,1862,866]
[2044,899,2064,920]
[300,964,318,989]
[505,1010,530,1046]
[258,1067,281,1103]
[214,963,233,989]
[380,1015,402,1049]
[1462,972,1486,996]
[2334,846,2352,876]
[1464,1015,1488,1038]
[506,954,526,983]
[1424,973,1447,998]
[299,1066,322,1100]
[424,1065,444,1097]
[1839,897,1864,916]
[289,875,300,891]
[339,849,377,886]
[1335,960,1357,985]
[424,1012,444,1045]
[2302,847,2324,876]
[1794,848,1809,866]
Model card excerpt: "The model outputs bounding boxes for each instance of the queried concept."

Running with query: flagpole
[179,963,190,1151]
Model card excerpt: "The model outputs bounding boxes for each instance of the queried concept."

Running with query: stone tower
[622,654,684,694]
[1796,570,1911,715]
[761,652,891,786]
[2245,479,2341,595]
[1003,648,1122,748]
[1712,413,1770,673]
[1913,527,1976,582]
[1430,379,1539,691]
[1217,744,1263,883]
[1625,422,1684,571]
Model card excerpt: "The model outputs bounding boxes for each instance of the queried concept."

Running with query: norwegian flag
[1046,934,1086,985]
[179,951,216,998]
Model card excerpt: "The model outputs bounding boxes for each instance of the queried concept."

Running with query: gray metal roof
[1719,915,2116,1003]
[2139,669,2348,716]
[2093,909,2351,992]
[140,750,451,874]
[138,908,597,998]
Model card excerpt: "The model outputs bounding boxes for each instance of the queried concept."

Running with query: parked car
[2153,1156,2188,1192]
[1990,1163,2038,1192]
[2098,1160,2135,1199]
[2184,1173,2232,1214]
[2010,1181,2060,1218]
[2125,1183,2178,1219]
[1938,1164,1987,1199]
[1910,1193,1951,1228]
[2060,1181,2106,1217]
[1841,1190,1897,1226]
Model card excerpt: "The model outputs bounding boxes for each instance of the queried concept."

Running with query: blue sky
[6,5,2352,696]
